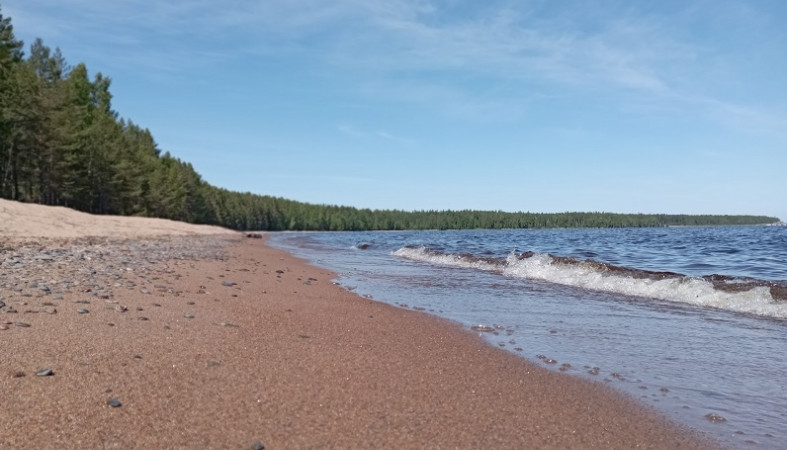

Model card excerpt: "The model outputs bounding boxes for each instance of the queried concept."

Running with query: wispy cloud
[6,0,786,133]
[337,122,416,146]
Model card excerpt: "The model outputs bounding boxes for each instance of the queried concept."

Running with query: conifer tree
[0,5,25,199]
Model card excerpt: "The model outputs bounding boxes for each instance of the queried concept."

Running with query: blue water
[270,226,787,449]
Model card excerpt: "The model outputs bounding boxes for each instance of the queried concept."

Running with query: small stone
[107,397,122,408]
[251,441,265,450]
[705,413,726,423]
[14,322,30,328]
[184,313,195,319]
[36,369,54,376]
[115,305,128,313]
[77,308,89,314]
[221,281,236,287]
[470,325,494,332]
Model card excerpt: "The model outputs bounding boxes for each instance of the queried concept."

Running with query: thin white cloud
[376,130,415,146]
[5,0,786,134]
[337,123,415,146]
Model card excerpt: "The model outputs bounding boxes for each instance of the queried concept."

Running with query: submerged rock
[705,413,727,423]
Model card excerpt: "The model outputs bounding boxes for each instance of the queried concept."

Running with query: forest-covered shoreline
[0,6,779,231]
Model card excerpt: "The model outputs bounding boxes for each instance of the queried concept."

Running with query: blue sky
[5,0,786,220]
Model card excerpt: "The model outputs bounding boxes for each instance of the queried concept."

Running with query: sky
[4,0,786,220]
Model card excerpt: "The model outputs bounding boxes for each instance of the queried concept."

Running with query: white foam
[394,247,787,319]
[393,247,501,271]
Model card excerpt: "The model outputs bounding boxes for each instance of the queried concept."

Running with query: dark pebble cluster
[0,235,234,375]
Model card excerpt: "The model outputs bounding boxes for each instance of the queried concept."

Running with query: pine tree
[0,5,25,199]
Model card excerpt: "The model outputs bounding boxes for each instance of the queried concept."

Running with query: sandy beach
[0,199,716,449]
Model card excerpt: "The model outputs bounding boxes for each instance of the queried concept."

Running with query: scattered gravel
[0,236,232,327]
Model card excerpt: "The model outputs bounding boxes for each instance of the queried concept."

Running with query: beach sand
[0,199,716,449]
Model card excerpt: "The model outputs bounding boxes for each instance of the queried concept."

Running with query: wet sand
[0,200,717,448]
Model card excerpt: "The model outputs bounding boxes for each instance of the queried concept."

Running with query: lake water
[269,226,787,449]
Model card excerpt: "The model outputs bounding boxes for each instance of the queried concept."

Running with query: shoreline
[1,233,717,448]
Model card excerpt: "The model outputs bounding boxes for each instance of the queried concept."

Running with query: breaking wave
[393,246,787,319]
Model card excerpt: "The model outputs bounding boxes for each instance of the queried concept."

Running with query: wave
[393,246,787,319]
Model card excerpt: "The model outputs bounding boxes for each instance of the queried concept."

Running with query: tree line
[0,6,779,231]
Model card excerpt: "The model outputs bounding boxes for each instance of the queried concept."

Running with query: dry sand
[0,199,235,239]
[0,199,718,449]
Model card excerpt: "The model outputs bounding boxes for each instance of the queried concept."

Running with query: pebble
[36,369,54,376]
[107,397,122,408]
[15,322,31,328]
[221,281,236,287]
[705,413,727,423]
[251,441,265,450]
[77,308,90,314]
[184,313,195,319]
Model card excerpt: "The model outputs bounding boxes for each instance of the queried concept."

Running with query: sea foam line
[393,247,787,319]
